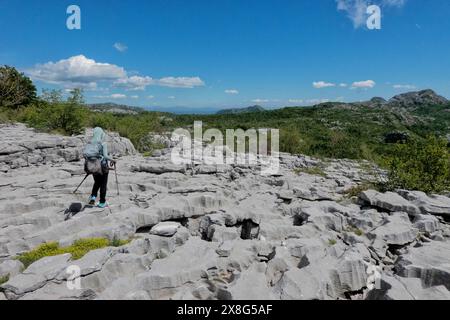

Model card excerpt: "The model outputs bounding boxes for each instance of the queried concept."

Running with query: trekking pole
[73,174,90,194]
[114,162,120,196]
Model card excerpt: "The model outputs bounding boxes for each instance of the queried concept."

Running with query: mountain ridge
[86,89,449,116]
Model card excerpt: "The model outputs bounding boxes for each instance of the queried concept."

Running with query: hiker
[84,127,116,208]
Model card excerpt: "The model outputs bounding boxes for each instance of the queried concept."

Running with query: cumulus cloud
[351,80,376,89]
[114,76,153,91]
[26,55,205,91]
[114,75,205,90]
[336,0,406,28]
[114,42,128,52]
[313,81,336,89]
[225,89,239,95]
[26,55,126,88]
[393,84,416,90]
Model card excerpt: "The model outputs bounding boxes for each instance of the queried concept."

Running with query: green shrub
[0,274,9,285]
[17,88,88,136]
[280,129,303,154]
[16,238,129,268]
[387,136,450,193]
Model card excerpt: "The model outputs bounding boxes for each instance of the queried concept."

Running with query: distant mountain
[387,89,448,108]
[87,90,448,117]
[326,89,448,111]
[87,103,145,115]
[216,105,266,115]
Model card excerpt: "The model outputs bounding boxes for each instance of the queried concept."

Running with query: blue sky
[1,0,449,112]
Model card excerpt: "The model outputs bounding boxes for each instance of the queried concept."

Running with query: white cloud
[26,55,126,88]
[114,76,153,91]
[157,77,205,88]
[147,95,155,99]
[114,75,205,90]
[168,96,176,99]
[252,99,269,103]
[114,42,128,53]
[225,89,239,95]
[393,84,416,90]
[288,99,304,104]
[26,55,205,91]
[336,0,406,28]
[351,80,376,89]
[313,81,336,89]
[130,95,139,99]
[339,83,348,87]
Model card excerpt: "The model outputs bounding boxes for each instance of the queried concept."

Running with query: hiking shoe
[97,202,108,209]
[88,196,96,206]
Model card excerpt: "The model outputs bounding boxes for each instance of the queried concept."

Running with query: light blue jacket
[91,127,113,161]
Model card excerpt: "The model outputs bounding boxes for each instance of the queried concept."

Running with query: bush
[0,66,36,108]
[280,129,303,154]
[18,91,88,135]
[387,136,450,193]
[16,238,129,268]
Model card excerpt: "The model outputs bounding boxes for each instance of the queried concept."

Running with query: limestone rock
[395,241,450,290]
[150,222,181,237]
[360,190,421,215]
[398,190,450,218]
[0,260,24,278]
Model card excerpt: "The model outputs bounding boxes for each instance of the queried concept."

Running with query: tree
[41,89,63,104]
[387,135,450,193]
[67,88,85,105]
[0,66,37,108]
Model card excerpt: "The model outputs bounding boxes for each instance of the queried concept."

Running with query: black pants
[91,173,109,203]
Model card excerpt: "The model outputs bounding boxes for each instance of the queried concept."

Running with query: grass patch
[328,239,337,246]
[346,226,364,236]
[111,237,131,247]
[17,238,130,268]
[0,274,9,285]
[294,166,327,177]
[343,183,375,198]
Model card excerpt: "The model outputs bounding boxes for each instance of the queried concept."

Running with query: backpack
[83,142,104,175]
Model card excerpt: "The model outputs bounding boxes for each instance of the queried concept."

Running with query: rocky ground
[0,123,449,300]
